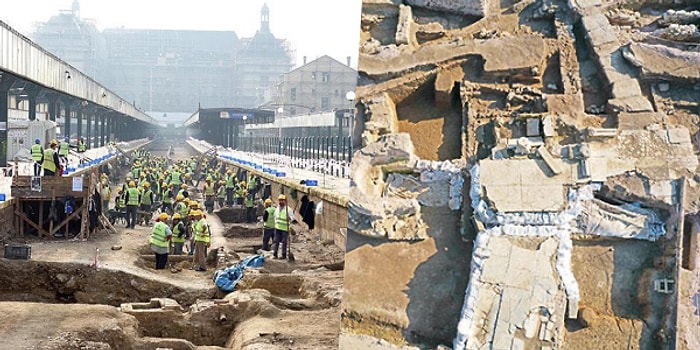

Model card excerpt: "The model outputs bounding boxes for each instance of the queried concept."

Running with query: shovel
[286,207,295,262]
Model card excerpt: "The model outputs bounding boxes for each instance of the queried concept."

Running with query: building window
[312,89,317,96]
[290,88,296,101]
[311,71,316,80]
[322,72,330,82]
[289,107,296,115]
[321,96,329,109]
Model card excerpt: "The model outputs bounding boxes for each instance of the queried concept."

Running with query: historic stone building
[264,55,356,117]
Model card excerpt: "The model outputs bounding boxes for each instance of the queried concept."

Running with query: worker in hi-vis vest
[123,181,140,229]
[150,212,172,270]
[261,198,275,251]
[272,194,296,259]
[30,138,43,176]
[41,140,60,177]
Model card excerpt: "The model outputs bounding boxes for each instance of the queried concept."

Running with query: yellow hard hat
[144,181,150,188]
[158,213,168,221]
[117,188,123,193]
[129,181,136,187]
[227,169,232,174]
[173,213,181,220]
[192,210,203,216]
[219,180,225,184]
[181,184,188,189]
[241,181,247,186]
[50,139,58,146]
[189,201,198,207]
[264,199,272,205]
[176,194,184,201]
[278,194,286,201]
[185,173,191,179]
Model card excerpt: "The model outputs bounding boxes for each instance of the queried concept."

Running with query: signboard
[72,177,83,192]
[219,111,248,120]
[31,177,41,192]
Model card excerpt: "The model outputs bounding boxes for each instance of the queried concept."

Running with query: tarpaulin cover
[213,255,264,292]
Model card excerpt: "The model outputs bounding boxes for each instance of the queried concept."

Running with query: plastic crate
[305,180,318,186]
[4,244,31,260]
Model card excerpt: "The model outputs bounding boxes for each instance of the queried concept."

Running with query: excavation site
[0,139,345,350]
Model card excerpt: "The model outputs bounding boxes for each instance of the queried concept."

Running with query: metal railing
[238,136,353,163]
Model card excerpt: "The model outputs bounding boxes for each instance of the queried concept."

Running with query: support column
[92,112,99,148]
[64,102,72,139]
[105,115,111,143]
[0,76,16,166]
[86,111,92,149]
[76,107,83,141]
[47,94,58,122]
[27,87,40,121]
[100,114,106,146]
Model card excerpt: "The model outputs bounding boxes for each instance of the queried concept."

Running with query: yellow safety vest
[78,141,86,152]
[171,222,186,243]
[244,196,254,208]
[59,141,70,156]
[204,183,215,196]
[170,171,181,186]
[217,186,226,199]
[194,219,210,243]
[127,188,139,206]
[226,175,235,188]
[31,144,43,162]
[42,149,56,172]
[274,207,289,232]
[264,207,276,228]
[177,202,189,217]
[140,190,153,206]
[149,222,169,247]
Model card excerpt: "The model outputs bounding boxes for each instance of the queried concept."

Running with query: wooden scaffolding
[11,168,99,240]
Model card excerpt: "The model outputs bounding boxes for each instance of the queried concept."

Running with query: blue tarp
[213,255,264,292]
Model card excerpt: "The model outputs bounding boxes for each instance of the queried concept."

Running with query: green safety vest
[132,167,141,179]
[42,149,56,172]
[177,202,189,217]
[171,222,186,243]
[204,183,215,196]
[140,190,153,206]
[194,219,210,243]
[162,189,172,204]
[225,175,235,188]
[264,207,276,228]
[78,141,86,152]
[101,185,111,199]
[244,196,254,208]
[127,188,140,206]
[170,171,181,186]
[59,142,70,156]
[116,195,125,208]
[274,207,289,232]
[31,144,43,162]
[217,186,226,199]
[149,222,169,247]
[234,186,244,198]
[247,177,256,190]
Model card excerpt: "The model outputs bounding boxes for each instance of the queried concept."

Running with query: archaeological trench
[344,0,700,349]
[0,140,346,350]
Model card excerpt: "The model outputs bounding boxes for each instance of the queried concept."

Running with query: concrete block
[542,115,555,137]
[536,146,563,175]
[526,118,541,137]
[667,128,690,144]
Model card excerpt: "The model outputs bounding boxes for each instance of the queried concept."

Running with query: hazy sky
[1,0,362,68]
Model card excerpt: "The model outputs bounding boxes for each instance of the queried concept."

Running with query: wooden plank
[49,204,84,236]
[38,201,44,230]
[14,210,50,238]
